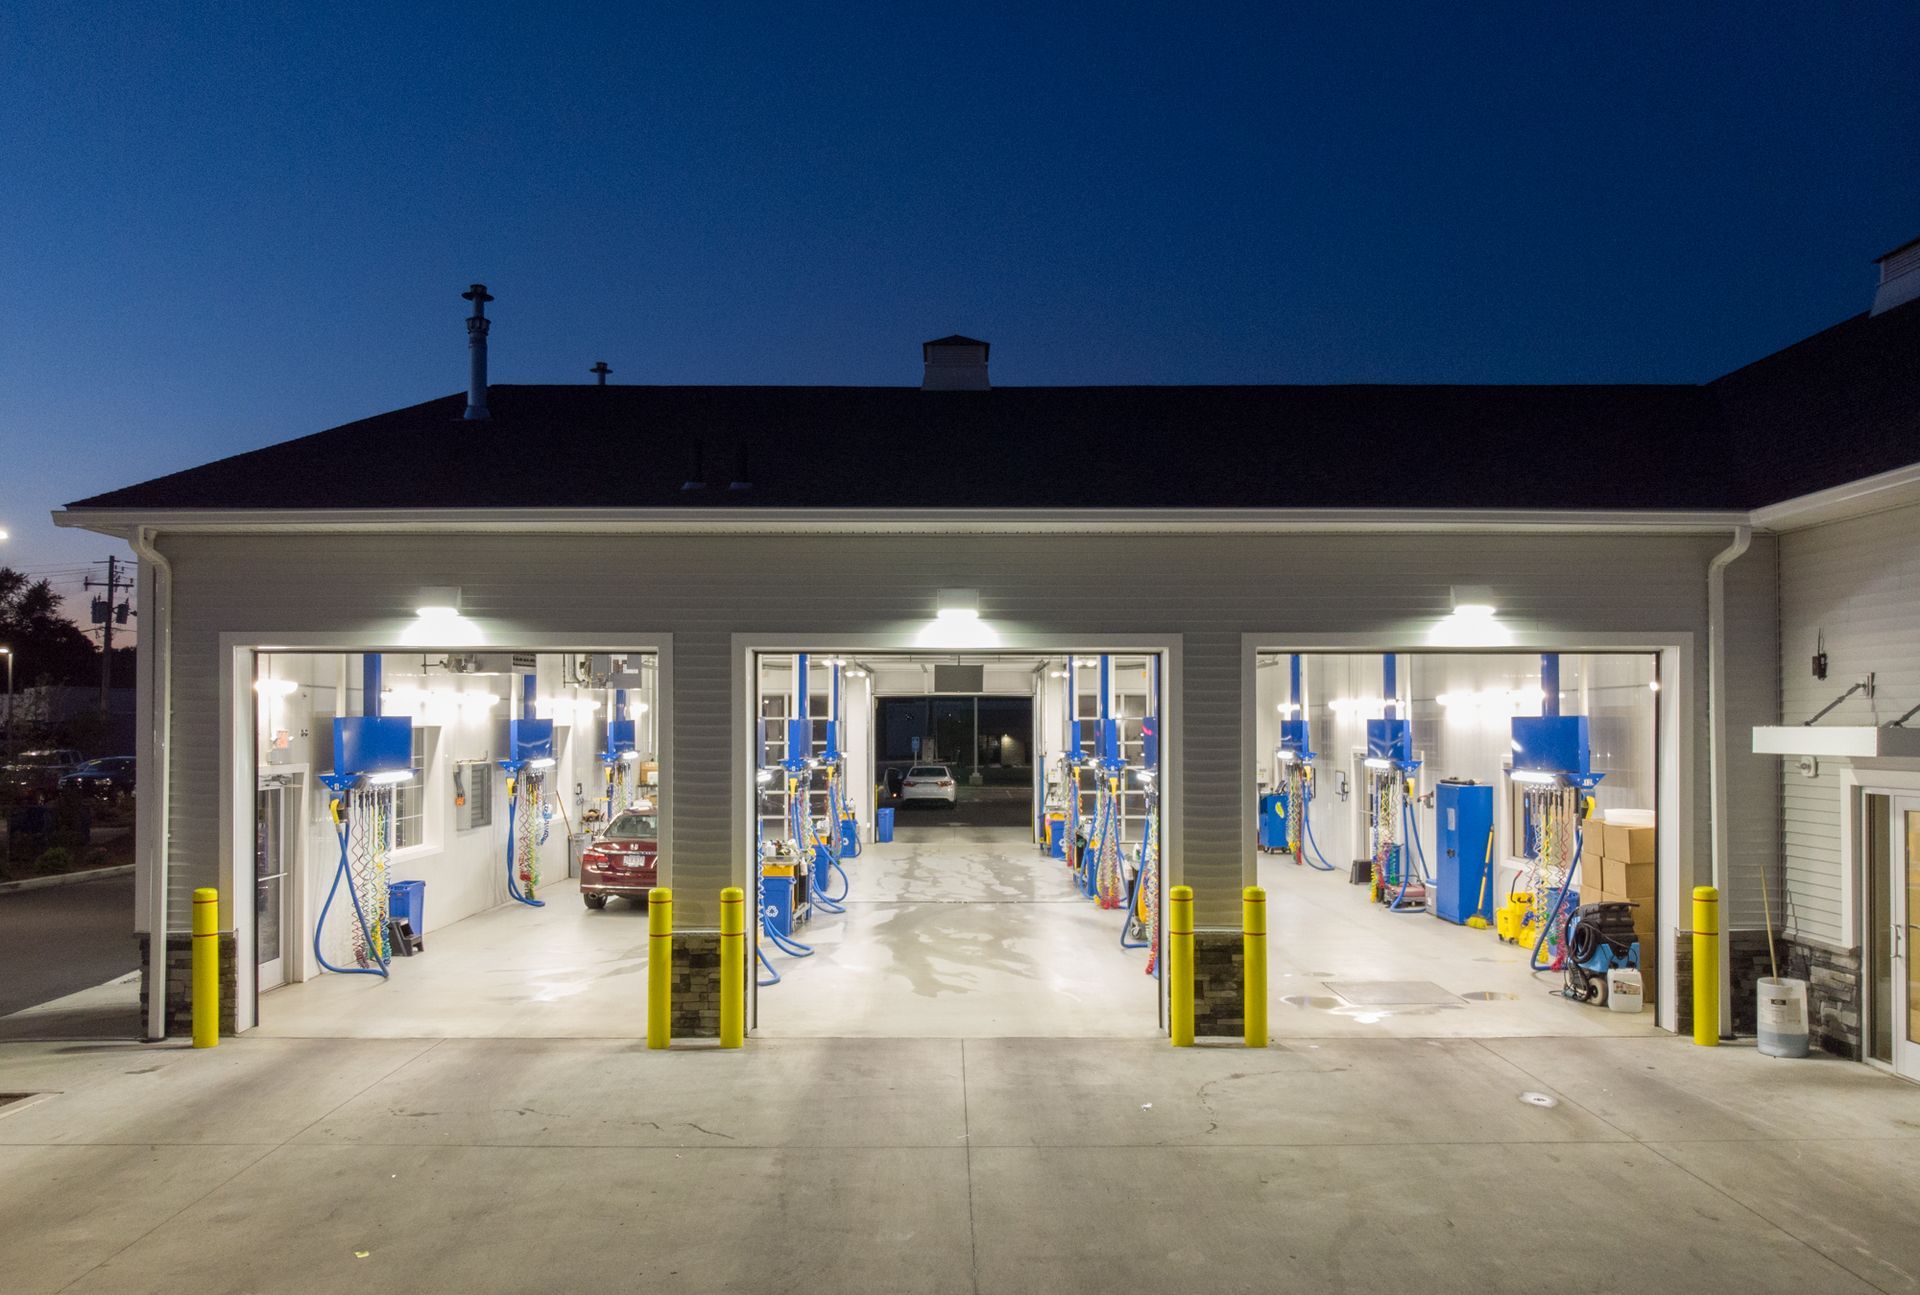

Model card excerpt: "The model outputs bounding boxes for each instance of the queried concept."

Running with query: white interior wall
[1257,652,1658,890]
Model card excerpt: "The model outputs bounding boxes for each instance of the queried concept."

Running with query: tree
[0,568,102,688]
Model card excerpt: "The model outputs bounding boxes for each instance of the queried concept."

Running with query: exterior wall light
[1450,585,1497,617]
[935,588,980,620]
[416,586,462,618]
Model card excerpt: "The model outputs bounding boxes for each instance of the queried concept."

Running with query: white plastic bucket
[1757,976,1810,1058]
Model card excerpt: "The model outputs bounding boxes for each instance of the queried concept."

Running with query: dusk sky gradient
[3,2,1917,613]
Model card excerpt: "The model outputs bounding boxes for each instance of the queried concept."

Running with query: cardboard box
[1603,857,1657,899]
[1604,822,1656,864]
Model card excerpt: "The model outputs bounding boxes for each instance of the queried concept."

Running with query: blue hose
[1120,812,1153,950]
[1299,779,1338,871]
[1529,830,1585,972]
[1406,795,1432,881]
[504,787,543,908]
[1386,798,1426,912]
[757,943,782,987]
[313,810,389,979]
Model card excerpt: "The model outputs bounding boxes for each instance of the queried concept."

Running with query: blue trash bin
[389,880,425,936]
[875,807,895,843]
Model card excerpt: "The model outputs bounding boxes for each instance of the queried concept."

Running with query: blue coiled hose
[504,783,543,908]
[314,802,389,979]
[1298,776,1338,871]
[1529,830,1585,972]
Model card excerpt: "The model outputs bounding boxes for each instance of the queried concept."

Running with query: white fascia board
[1749,460,1920,532]
[1752,725,1920,759]
[51,505,1753,539]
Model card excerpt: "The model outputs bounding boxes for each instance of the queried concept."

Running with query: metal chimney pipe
[462,284,494,421]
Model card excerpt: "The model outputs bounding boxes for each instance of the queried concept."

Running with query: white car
[899,765,957,806]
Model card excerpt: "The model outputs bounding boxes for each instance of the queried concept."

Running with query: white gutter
[52,504,1753,538]
[1706,523,1752,1041]
[1748,460,1920,532]
[128,525,173,1042]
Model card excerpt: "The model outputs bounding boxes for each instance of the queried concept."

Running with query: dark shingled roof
[66,301,1919,515]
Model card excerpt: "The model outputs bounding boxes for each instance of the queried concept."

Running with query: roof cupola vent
[921,334,990,391]
[590,360,611,385]
[462,284,494,420]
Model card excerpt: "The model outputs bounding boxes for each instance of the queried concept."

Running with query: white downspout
[128,525,173,1042]
[1707,523,1752,1041]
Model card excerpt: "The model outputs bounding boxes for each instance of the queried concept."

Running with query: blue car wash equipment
[1562,900,1641,1004]
[499,672,556,908]
[1120,668,1163,962]
[1363,653,1429,912]
[313,654,414,978]
[1510,654,1605,973]
[1275,653,1337,872]
[1432,781,1495,925]
[599,688,640,822]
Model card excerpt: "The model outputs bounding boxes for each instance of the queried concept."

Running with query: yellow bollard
[1169,884,1194,1047]
[1243,886,1268,1048]
[719,886,745,1049]
[1692,885,1719,1046]
[647,887,673,1050]
[191,887,219,1049]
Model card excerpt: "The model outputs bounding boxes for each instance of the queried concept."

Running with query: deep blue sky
[3,2,1917,605]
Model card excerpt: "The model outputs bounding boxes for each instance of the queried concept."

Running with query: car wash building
[50,244,1920,1078]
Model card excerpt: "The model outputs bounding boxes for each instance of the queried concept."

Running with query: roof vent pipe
[462,284,493,420]
[590,361,611,385]
[922,335,991,391]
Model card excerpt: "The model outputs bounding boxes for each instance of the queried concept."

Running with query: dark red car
[581,803,659,909]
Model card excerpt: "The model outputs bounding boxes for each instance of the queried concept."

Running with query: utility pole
[85,555,134,723]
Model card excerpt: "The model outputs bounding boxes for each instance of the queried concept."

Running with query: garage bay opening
[250,649,659,1037]
[751,652,1164,1036]
[1254,650,1664,1039]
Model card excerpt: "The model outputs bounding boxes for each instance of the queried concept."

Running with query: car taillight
[938,780,952,787]
[582,850,611,867]
[903,780,917,787]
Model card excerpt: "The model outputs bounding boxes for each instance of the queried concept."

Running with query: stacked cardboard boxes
[1582,814,1657,998]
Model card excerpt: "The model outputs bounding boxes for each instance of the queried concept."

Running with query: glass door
[256,780,292,991]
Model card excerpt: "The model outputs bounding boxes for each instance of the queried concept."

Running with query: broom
[1466,825,1495,929]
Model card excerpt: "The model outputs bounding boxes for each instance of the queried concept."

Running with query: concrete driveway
[3,1032,1917,1294]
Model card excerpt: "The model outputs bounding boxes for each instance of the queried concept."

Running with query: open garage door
[750,651,1164,1038]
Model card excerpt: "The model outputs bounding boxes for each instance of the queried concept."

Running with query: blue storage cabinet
[1257,791,1290,852]
[1433,782,1495,925]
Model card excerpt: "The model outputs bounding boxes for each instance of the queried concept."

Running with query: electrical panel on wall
[452,760,493,831]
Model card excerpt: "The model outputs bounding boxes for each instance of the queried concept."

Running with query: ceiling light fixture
[415,586,462,618]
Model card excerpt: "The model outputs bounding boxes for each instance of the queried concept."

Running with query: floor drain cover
[1324,980,1460,1006]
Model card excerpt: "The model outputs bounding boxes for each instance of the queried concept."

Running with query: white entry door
[1894,798,1920,1080]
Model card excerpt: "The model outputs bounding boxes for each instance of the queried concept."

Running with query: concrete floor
[2,1031,1918,1294]
[255,875,651,1038]
[756,826,1158,1038]
[254,826,1670,1042]
[1258,854,1666,1038]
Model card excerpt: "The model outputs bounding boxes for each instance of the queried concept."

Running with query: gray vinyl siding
[154,528,1731,933]
[1723,534,1783,931]
[1777,500,1920,947]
